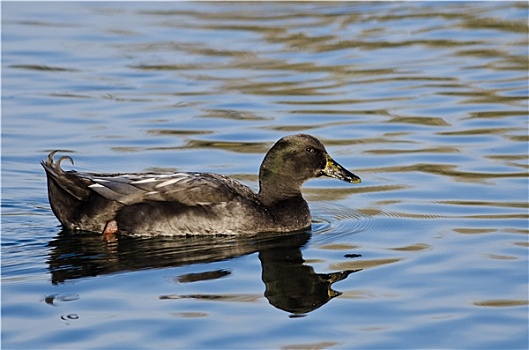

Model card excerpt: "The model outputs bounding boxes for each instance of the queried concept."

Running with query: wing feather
[81,172,257,206]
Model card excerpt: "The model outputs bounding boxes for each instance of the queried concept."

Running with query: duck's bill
[321,154,361,184]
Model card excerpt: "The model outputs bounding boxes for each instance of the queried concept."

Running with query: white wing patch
[88,183,106,188]
[130,177,158,184]
[155,178,183,188]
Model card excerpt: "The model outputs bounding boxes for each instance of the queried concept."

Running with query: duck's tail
[41,151,92,229]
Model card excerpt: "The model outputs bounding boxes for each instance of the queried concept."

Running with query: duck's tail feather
[41,151,92,228]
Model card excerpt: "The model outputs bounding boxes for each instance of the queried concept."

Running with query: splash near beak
[321,154,361,184]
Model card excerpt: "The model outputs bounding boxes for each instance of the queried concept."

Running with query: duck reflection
[259,243,360,315]
[47,231,361,315]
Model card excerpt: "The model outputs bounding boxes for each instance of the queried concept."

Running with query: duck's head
[259,134,361,197]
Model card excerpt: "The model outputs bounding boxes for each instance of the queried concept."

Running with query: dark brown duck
[42,134,361,237]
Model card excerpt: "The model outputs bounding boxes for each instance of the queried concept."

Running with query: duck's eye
[305,147,315,153]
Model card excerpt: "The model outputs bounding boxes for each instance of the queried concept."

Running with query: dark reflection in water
[47,231,360,315]
[259,240,359,315]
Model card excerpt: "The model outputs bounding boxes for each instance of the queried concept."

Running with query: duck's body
[42,134,361,236]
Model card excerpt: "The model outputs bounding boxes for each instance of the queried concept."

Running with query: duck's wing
[80,171,258,206]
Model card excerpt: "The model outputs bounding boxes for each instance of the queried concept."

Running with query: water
[2,2,528,348]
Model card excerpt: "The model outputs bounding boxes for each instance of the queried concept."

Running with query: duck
[42,134,361,237]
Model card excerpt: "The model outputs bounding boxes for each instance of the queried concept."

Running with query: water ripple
[311,203,375,242]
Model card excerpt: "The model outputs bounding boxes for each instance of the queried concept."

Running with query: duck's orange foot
[102,220,119,243]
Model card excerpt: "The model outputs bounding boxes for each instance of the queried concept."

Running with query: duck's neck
[259,179,311,231]
[257,170,311,231]
[257,170,304,206]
